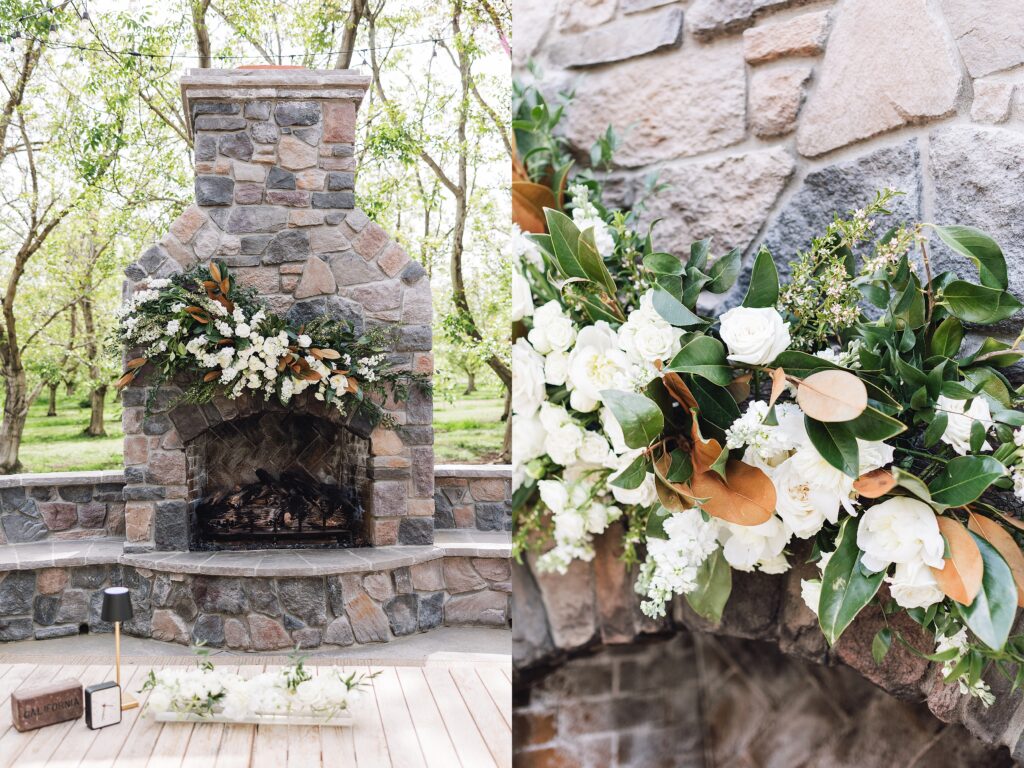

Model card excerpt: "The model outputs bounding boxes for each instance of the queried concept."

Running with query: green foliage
[819,517,886,645]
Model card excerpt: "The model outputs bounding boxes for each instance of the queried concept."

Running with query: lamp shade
[100,587,133,623]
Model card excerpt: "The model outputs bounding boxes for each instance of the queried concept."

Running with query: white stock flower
[528,301,576,354]
[512,268,534,322]
[772,457,841,538]
[544,351,569,386]
[566,322,632,412]
[857,497,944,573]
[617,290,682,367]
[937,395,993,455]
[800,579,822,616]
[718,306,791,366]
[886,558,944,609]
[512,338,546,415]
[725,401,801,467]
[718,515,790,572]
[637,509,720,618]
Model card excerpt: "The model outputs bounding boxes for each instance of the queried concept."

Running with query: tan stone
[407,499,434,517]
[370,518,398,546]
[281,275,299,292]
[248,614,293,650]
[529,552,597,648]
[443,558,487,593]
[749,64,813,137]
[797,0,962,157]
[288,210,326,227]
[192,223,221,260]
[323,101,357,143]
[309,226,350,254]
[410,560,445,591]
[453,505,475,528]
[296,169,326,190]
[293,256,337,299]
[125,502,153,542]
[252,145,277,164]
[278,135,318,170]
[123,435,148,466]
[36,568,68,595]
[402,283,432,325]
[318,156,356,172]
[378,243,410,277]
[940,0,1024,77]
[472,558,511,583]
[146,450,187,485]
[413,352,433,375]
[743,10,831,64]
[971,80,1014,124]
[169,205,208,244]
[233,162,267,182]
[370,427,404,456]
[159,234,194,268]
[557,0,615,33]
[444,590,507,626]
[152,609,189,644]
[566,41,745,167]
[352,223,389,260]
[223,618,251,649]
[279,263,304,274]
[363,573,394,602]
[234,266,281,294]
[470,478,507,502]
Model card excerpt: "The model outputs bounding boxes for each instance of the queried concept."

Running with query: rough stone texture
[971,81,1015,124]
[565,41,746,167]
[687,0,814,39]
[550,7,683,69]
[797,0,962,157]
[641,147,794,261]
[743,9,830,63]
[940,0,1024,77]
[293,254,337,299]
[748,64,813,137]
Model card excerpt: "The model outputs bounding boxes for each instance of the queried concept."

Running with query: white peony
[617,290,683,367]
[788,444,855,500]
[726,400,802,467]
[566,322,632,412]
[937,395,993,455]
[719,515,790,572]
[800,579,822,616]
[511,268,534,322]
[857,496,944,573]
[858,439,895,474]
[719,306,791,366]
[886,558,944,609]
[512,338,546,415]
[528,301,577,354]
[544,351,569,386]
[772,457,841,538]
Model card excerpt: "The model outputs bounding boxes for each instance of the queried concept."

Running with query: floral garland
[513,86,1024,706]
[117,261,427,429]
[141,653,373,721]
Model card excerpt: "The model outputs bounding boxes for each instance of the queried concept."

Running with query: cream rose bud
[617,290,682,365]
[611,471,657,507]
[545,351,569,386]
[528,301,576,354]
[512,338,546,415]
[719,306,791,366]
[511,269,534,322]
[539,401,571,433]
[937,395,993,455]
[886,558,944,609]
[772,458,841,538]
[857,497,944,573]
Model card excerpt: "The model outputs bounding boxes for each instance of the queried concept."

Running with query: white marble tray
[154,709,354,726]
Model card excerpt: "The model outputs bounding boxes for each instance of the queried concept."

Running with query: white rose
[719,515,790,572]
[297,334,312,347]
[545,422,585,466]
[511,268,534,322]
[788,445,855,501]
[758,552,790,574]
[511,410,547,466]
[566,322,631,412]
[528,301,577,354]
[579,431,612,466]
[584,500,621,535]
[512,338,546,415]
[235,323,252,338]
[618,290,682,366]
[937,395,993,455]
[719,306,791,366]
[857,496,944,573]
[859,439,895,473]
[772,457,841,538]
[800,579,822,616]
[510,224,543,269]
[545,351,569,386]
[537,480,569,515]
[610,471,657,507]
[886,558,944,609]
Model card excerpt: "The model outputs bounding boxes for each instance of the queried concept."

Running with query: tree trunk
[0,368,30,473]
[500,387,511,463]
[64,380,75,396]
[87,384,107,437]
[463,371,477,395]
[46,382,58,416]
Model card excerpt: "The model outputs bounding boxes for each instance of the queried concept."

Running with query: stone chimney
[121,68,434,553]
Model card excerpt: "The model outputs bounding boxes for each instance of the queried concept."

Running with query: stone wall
[514,633,1014,767]
[434,464,513,532]
[0,472,126,545]
[515,0,1024,323]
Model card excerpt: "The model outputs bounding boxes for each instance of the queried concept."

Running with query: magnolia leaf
[611,453,650,490]
[853,468,896,499]
[771,350,839,377]
[690,459,775,527]
[727,373,752,404]
[512,181,555,234]
[796,370,868,423]
[956,533,1017,650]
[848,405,907,441]
[690,415,724,476]
[126,357,148,370]
[706,248,741,294]
[662,372,699,411]
[932,224,1008,290]
[601,390,665,449]
[645,505,673,539]
[968,512,1024,607]
[930,316,965,359]
[872,627,893,664]
[114,371,136,390]
[687,238,711,272]
[742,248,779,308]
[928,455,1007,507]
[805,418,860,478]
[768,367,787,409]
[666,336,731,386]
[685,548,732,623]
[643,252,685,275]
[923,411,948,448]
[819,516,886,646]
[209,262,222,282]
[930,516,983,606]
[990,507,1024,534]
[893,467,932,503]
[544,208,586,279]
[943,280,1023,325]
[653,451,699,510]
[652,288,704,328]
[203,371,220,382]
[689,377,741,433]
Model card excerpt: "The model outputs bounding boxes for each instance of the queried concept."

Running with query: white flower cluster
[934,629,995,707]
[636,509,720,618]
[567,183,614,257]
[535,477,622,573]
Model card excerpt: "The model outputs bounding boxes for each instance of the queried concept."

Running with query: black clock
[85,682,122,729]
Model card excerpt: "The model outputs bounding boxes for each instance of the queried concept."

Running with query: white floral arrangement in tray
[142,653,373,725]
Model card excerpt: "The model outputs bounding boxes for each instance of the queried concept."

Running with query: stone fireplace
[120,67,434,553]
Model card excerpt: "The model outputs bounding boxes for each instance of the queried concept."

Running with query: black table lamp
[101,587,138,711]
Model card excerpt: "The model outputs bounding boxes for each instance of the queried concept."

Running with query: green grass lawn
[12,387,504,474]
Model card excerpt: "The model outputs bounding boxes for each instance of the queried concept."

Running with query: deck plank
[0,662,66,767]
[394,667,460,768]
[420,667,495,768]
[449,665,510,768]
[312,666,356,768]
[474,665,512,728]
[77,664,153,768]
[350,666,391,768]
[212,663,262,768]
[370,667,425,768]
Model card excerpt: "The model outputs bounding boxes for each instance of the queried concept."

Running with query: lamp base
[121,691,139,711]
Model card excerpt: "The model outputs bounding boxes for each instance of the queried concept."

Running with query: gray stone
[326,172,354,191]
[399,518,433,545]
[394,568,413,595]
[194,134,217,162]
[88,589,113,633]
[758,140,922,289]
[33,595,60,626]
[218,132,255,161]
[312,192,355,209]
[1,511,45,543]
[244,578,281,617]
[35,625,79,640]
[323,616,355,646]
[434,489,455,528]
[642,147,794,267]
[329,251,384,286]
[940,0,1024,77]
[139,244,169,275]
[283,613,304,631]
[551,7,683,68]
[195,115,247,131]
[400,261,427,285]
[152,609,190,644]
[929,126,1024,331]
[293,628,322,648]
[418,593,443,630]
[277,578,328,626]
[267,166,296,190]
[227,206,289,234]
[687,0,812,38]
[326,576,345,617]
[192,613,225,647]
[401,426,434,446]
[397,325,432,352]
[286,295,364,334]
[240,235,272,255]
[195,175,235,206]
[193,101,239,116]
[383,594,418,637]
[244,101,271,120]
[250,121,279,144]
[77,502,108,529]
[339,575,391,643]
[796,0,962,157]
[263,229,310,264]
[476,501,512,532]
[0,571,36,614]
[0,618,33,641]
[275,101,321,126]
[154,500,190,550]
[195,577,248,614]
[444,591,507,627]
[293,126,322,146]
[70,565,109,589]
[56,590,89,624]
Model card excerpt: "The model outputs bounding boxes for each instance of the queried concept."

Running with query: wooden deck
[0,655,512,767]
